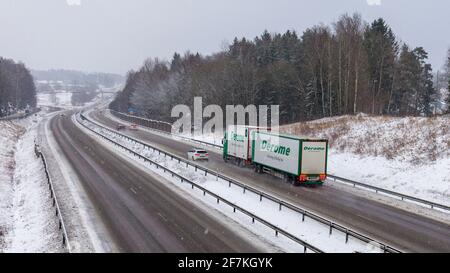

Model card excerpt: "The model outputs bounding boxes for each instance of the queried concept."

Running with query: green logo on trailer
[261,140,291,156]
[232,133,245,142]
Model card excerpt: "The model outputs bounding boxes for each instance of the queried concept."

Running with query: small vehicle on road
[129,123,138,130]
[116,124,126,131]
[187,148,209,161]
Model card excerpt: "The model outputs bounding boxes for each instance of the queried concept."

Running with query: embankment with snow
[281,114,450,206]
[0,114,62,252]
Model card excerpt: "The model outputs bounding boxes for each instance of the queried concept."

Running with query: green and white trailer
[251,131,328,186]
[222,125,269,165]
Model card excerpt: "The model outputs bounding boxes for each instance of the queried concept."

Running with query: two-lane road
[50,112,262,252]
[90,109,450,253]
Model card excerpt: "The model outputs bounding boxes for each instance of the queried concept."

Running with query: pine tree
[421,63,436,116]
[363,18,399,115]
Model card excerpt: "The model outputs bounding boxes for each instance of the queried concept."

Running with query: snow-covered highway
[86,108,450,253]
[48,111,268,252]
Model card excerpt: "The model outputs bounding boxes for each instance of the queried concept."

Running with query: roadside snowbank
[281,114,450,206]
[0,115,62,252]
[0,121,22,249]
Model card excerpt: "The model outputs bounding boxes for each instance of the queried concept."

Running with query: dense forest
[110,14,450,124]
[0,57,36,117]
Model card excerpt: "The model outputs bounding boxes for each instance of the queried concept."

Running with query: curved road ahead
[90,109,450,253]
[50,112,262,252]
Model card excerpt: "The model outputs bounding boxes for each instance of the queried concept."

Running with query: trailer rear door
[300,141,327,175]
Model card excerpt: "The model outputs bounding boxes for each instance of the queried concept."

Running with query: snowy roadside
[0,113,63,252]
[37,111,115,253]
[328,151,450,208]
[282,114,450,208]
[0,121,22,249]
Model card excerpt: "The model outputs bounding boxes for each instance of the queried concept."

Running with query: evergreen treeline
[110,14,445,124]
[0,57,36,117]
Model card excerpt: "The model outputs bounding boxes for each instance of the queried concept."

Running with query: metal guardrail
[109,109,449,215]
[109,109,223,149]
[34,141,71,252]
[80,112,401,253]
[77,113,322,253]
[329,175,450,212]
[0,108,41,121]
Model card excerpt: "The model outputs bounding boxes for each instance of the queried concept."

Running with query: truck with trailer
[222,125,270,166]
[223,126,328,186]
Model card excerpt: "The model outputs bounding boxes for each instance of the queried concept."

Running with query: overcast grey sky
[0,0,449,75]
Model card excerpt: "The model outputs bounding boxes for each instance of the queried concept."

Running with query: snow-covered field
[78,116,388,253]
[282,114,450,206]
[37,93,72,108]
[0,113,62,252]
